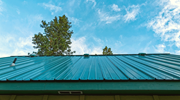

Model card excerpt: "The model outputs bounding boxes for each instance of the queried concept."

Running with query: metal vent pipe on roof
[10,58,17,67]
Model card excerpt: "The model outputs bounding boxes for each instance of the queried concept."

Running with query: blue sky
[0,0,180,57]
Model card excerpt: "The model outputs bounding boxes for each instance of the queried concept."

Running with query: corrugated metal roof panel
[0,54,180,81]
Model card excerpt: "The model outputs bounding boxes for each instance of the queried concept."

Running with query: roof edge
[9,53,171,57]
[0,81,180,90]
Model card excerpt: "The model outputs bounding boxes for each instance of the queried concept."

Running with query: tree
[32,15,75,56]
[103,46,113,55]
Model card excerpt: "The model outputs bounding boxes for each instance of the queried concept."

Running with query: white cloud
[16,36,33,48]
[111,4,121,11]
[0,35,35,58]
[42,3,62,15]
[86,0,96,8]
[155,44,166,53]
[124,5,140,22]
[175,50,180,54]
[0,14,43,58]
[71,37,102,54]
[98,9,121,24]
[71,36,126,55]
[148,0,180,49]
[11,36,35,56]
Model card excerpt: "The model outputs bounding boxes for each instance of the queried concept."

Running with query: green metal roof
[1,53,180,94]
[0,53,180,81]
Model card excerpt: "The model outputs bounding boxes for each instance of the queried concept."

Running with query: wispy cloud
[155,44,166,53]
[0,0,2,6]
[98,9,121,24]
[71,36,126,54]
[64,13,80,26]
[111,4,121,11]
[14,14,43,32]
[0,0,3,13]
[28,15,43,27]
[142,41,152,53]
[68,16,80,26]
[71,37,102,54]
[80,23,96,31]
[0,14,43,58]
[86,0,96,8]
[41,3,62,15]
[17,9,20,14]
[0,35,35,57]
[124,5,140,22]
[175,50,180,54]
[22,1,27,5]
[69,0,76,6]
[148,0,180,48]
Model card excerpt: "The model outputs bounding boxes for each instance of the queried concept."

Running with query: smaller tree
[103,46,113,55]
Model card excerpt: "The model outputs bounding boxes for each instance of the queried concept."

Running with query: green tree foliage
[32,15,75,56]
[103,46,113,55]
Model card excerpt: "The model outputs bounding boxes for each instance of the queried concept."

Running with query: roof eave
[0,81,180,94]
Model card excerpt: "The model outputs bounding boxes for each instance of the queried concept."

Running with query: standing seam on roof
[128,56,180,79]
